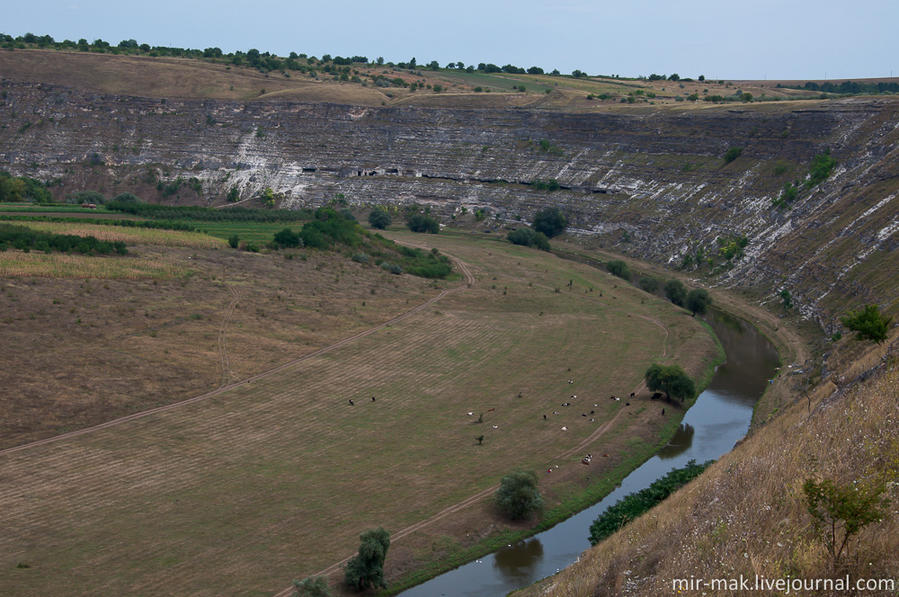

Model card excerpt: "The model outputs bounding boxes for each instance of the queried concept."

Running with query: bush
[606,260,631,281]
[495,470,543,520]
[507,227,550,251]
[380,262,403,275]
[685,288,711,316]
[773,182,799,208]
[841,304,892,343]
[589,460,711,544]
[723,147,743,164]
[292,576,331,597]
[805,150,837,189]
[638,276,659,293]
[273,227,301,248]
[406,214,439,234]
[112,192,139,204]
[532,207,567,238]
[228,234,239,249]
[344,528,390,591]
[664,279,687,306]
[645,363,695,402]
[368,208,391,230]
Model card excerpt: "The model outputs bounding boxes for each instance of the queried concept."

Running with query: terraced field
[0,230,718,595]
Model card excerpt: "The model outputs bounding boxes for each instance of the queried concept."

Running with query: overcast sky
[5,0,898,80]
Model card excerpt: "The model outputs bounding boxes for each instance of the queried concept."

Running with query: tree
[664,279,687,306]
[344,527,390,591]
[406,214,439,233]
[639,276,659,293]
[507,228,550,251]
[606,260,631,281]
[273,227,301,248]
[645,364,695,402]
[841,304,892,343]
[803,478,889,568]
[779,289,793,311]
[292,576,331,597]
[228,234,240,249]
[723,147,743,164]
[495,471,543,520]
[532,207,567,238]
[686,288,711,316]
[368,208,391,230]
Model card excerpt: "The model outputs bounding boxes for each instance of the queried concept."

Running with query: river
[400,310,780,596]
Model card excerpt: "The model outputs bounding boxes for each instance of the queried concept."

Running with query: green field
[0,226,719,595]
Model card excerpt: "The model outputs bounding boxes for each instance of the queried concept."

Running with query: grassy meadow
[0,226,719,596]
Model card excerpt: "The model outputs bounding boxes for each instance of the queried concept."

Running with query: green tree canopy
[606,260,631,281]
[495,470,543,520]
[686,288,711,316]
[645,364,695,402]
[406,213,439,234]
[841,304,892,343]
[532,207,567,238]
[507,227,550,251]
[344,527,390,591]
[368,208,391,230]
[664,279,687,306]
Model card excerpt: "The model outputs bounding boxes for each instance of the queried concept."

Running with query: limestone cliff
[1,79,896,328]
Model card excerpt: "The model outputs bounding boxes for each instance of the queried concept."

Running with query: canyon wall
[2,79,897,329]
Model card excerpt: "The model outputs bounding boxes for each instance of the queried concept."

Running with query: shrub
[606,260,631,281]
[406,214,439,233]
[273,227,301,248]
[723,147,743,164]
[228,234,239,249]
[639,276,659,293]
[380,262,403,275]
[344,528,390,591]
[111,192,139,204]
[645,363,695,402]
[351,253,369,264]
[495,471,543,520]
[664,279,687,306]
[773,182,799,208]
[805,150,837,189]
[532,207,567,238]
[803,478,889,566]
[0,223,126,255]
[841,304,892,343]
[589,460,712,544]
[686,288,711,315]
[292,576,331,597]
[368,208,391,230]
[507,227,550,251]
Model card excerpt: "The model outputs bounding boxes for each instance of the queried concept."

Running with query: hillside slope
[516,334,899,597]
[2,63,896,332]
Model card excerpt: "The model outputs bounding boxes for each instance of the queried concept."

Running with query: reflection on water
[657,423,694,459]
[493,538,544,584]
[400,310,779,597]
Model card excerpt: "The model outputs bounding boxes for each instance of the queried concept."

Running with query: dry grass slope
[516,334,899,597]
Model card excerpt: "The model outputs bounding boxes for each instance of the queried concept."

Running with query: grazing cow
[590,410,595,414]
[625,402,630,406]
[348,399,354,406]
[662,408,666,415]
[651,392,663,400]
[543,414,547,420]
[582,413,587,417]
[487,408,496,412]
[371,396,376,402]
[630,392,636,398]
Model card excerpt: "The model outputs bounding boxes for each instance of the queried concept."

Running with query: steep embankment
[515,335,899,597]
[2,77,896,330]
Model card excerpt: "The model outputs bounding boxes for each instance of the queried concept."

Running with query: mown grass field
[0,227,719,596]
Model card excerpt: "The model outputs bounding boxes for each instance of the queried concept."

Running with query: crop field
[0,228,719,595]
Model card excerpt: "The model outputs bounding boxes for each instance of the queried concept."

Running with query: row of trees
[0,223,127,255]
[2,32,604,79]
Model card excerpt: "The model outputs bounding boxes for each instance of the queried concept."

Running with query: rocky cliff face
[2,79,897,328]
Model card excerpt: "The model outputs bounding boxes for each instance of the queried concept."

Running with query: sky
[4,0,898,80]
